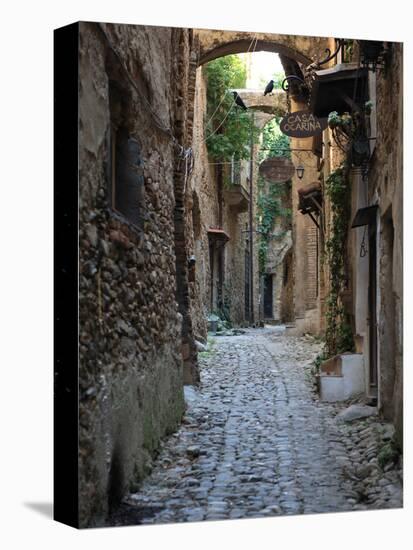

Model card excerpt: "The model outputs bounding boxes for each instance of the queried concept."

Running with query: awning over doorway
[208,227,230,248]
[309,63,368,118]
[351,205,378,228]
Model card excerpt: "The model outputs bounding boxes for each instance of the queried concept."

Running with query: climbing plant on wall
[256,176,290,274]
[324,164,354,357]
[259,117,290,162]
[205,55,260,161]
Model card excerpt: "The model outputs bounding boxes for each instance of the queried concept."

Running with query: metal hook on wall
[317,39,346,67]
[281,75,307,92]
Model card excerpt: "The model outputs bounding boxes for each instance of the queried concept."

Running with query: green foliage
[328,110,366,137]
[313,351,327,371]
[328,105,372,167]
[364,100,373,115]
[256,176,290,274]
[378,441,400,470]
[324,165,354,356]
[327,111,343,129]
[210,309,232,332]
[206,54,247,98]
[198,336,216,358]
[205,55,260,161]
[259,117,290,162]
[272,72,285,89]
[307,349,327,390]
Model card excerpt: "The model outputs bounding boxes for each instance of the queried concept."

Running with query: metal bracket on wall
[317,39,346,67]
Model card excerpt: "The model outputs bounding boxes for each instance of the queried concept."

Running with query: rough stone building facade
[188,67,257,331]
[350,44,403,445]
[313,41,403,446]
[78,22,199,526]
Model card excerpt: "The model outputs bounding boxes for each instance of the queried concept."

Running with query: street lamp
[296,165,305,180]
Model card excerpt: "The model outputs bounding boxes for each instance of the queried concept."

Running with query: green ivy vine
[257,176,291,274]
[324,164,354,357]
[204,55,260,161]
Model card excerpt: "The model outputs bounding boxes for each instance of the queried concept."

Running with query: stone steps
[320,353,365,402]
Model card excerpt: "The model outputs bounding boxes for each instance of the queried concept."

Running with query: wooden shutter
[115,129,144,227]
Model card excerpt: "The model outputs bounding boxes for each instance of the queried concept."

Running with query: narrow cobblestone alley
[109,327,402,526]
[51,22,405,533]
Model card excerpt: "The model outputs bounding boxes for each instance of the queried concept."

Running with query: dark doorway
[368,219,378,394]
[263,274,273,319]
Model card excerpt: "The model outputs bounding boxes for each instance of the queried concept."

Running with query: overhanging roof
[309,63,368,118]
[207,227,230,245]
[351,205,378,228]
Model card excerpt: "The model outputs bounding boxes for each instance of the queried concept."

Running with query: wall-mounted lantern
[359,40,388,72]
[296,165,305,180]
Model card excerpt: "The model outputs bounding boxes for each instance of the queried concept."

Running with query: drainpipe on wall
[249,114,255,325]
[217,163,224,311]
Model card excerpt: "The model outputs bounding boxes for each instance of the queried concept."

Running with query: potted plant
[327,101,373,166]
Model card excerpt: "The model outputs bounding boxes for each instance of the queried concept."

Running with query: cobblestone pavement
[109,327,402,526]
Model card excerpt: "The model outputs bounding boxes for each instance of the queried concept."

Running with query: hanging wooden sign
[259,157,295,183]
[280,110,328,138]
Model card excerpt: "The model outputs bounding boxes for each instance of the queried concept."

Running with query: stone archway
[234,89,287,117]
[184,29,330,334]
[195,30,331,67]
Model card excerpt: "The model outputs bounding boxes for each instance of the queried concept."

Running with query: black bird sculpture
[264,79,274,96]
[232,91,247,111]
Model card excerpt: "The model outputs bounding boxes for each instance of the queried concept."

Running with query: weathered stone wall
[78,22,192,526]
[265,230,292,321]
[263,173,293,323]
[189,69,262,329]
[196,29,330,66]
[319,43,403,445]
[289,99,322,335]
[223,197,252,324]
[367,43,403,446]
[189,67,218,331]
[280,248,294,322]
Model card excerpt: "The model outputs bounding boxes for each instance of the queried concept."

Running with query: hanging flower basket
[327,104,371,165]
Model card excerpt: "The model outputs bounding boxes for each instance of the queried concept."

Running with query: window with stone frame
[108,79,144,228]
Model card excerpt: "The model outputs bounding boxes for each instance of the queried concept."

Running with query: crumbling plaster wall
[78,22,192,526]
